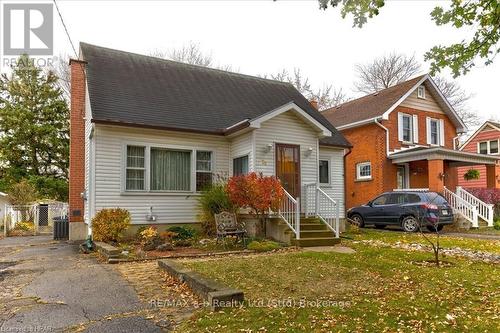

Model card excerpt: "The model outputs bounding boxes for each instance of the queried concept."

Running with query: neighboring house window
[196,151,213,191]
[491,140,499,154]
[151,148,191,191]
[479,142,488,154]
[478,140,499,154]
[233,155,249,176]
[126,146,146,190]
[319,160,329,184]
[417,86,425,99]
[430,119,439,145]
[356,162,371,180]
[402,114,412,142]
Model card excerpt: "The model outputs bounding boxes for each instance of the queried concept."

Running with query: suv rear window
[426,192,447,204]
[406,194,421,203]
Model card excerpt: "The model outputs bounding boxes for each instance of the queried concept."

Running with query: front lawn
[344,228,500,254]
[176,243,499,332]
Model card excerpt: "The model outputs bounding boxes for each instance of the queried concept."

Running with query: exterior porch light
[265,143,273,153]
[306,147,313,156]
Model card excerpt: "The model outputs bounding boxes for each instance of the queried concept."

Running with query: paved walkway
[0,236,194,332]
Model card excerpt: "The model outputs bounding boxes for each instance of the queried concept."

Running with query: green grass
[176,243,499,332]
[443,225,500,236]
[344,228,500,254]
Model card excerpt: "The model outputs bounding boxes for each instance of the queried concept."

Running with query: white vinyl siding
[255,111,318,182]
[229,131,254,174]
[254,111,319,211]
[318,147,345,218]
[400,87,444,114]
[93,125,230,224]
[84,86,94,224]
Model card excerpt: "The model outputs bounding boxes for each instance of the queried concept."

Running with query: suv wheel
[350,214,364,228]
[401,216,419,232]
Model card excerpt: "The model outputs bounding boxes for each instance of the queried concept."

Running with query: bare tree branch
[151,41,237,72]
[433,76,481,129]
[48,54,71,101]
[354,53,422,94]
[265,68,349,110]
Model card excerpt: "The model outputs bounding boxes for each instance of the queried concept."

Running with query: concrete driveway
[0,236,172,332]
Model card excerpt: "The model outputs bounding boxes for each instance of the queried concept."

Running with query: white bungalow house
[68,43,351,245]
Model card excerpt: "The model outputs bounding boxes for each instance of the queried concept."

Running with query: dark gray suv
[347,191,454,232]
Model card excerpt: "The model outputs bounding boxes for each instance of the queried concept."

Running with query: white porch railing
[278,188,300,239]
[456,187,494,226]
[443,187,479,227]
[304,183,340,238]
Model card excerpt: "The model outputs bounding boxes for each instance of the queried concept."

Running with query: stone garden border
[158,259,244,311]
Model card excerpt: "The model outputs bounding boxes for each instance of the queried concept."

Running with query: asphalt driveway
[0,236,166,332]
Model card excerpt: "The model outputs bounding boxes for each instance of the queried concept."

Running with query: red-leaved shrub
[227,172,284,218]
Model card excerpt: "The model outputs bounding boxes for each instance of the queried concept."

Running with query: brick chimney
[309,99,318,110]
[69,59,86,236]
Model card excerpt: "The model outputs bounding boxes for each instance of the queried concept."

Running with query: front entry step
[291,217,339,247]
[292,237,340,247]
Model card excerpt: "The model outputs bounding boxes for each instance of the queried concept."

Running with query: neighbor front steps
[291,217,340,247]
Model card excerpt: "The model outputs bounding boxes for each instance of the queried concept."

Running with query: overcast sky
[47,0,500,122]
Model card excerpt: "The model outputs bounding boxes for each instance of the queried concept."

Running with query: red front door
[275,143,301,198]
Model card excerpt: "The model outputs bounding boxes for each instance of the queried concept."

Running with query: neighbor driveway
[0,236,167,332]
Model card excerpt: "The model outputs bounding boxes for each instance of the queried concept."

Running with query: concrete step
[292,237,341,247]
[300,230,335,238]
[299,223,328,231]
[300,217,322,224]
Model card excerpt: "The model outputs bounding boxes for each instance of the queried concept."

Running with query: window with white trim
[233,155,249,176]
[478,140,499,155]
[417,86,426,99]
[402,114,413,142]
[196,151,213,191]
[150,148,191,191]
[126,146,146,190]
[356,162,371,180]
[319,159,330,184]
[429,118,439,145]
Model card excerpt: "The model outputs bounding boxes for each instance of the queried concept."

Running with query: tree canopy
[0,55,69,201]
[318,0,500,77]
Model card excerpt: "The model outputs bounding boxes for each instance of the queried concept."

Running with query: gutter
[374,118,390,156]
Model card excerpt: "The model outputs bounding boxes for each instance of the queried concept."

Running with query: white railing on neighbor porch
[278,188,301,239]
[443,187,479,228]
[304,183,340,238]
[456,187,494,226]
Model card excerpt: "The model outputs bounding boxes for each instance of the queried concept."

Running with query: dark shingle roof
[81,43,350,147]
[321,75,426,127]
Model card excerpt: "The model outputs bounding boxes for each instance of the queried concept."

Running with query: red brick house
[322,75,500,227]
[457,121,500,188]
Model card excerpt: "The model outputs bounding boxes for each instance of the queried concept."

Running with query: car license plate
[442,210,448,215]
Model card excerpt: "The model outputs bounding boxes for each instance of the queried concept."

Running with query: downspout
[452,135,460,150]
[374,118,390,156]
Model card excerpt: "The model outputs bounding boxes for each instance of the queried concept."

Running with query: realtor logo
[2,3,53,56]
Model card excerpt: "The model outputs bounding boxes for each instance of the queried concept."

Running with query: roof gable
[80,43,350,147]
[322,75,467,133]
[460,121,500,150]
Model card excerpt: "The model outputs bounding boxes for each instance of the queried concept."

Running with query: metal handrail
[278,187,300,239]
[443,187,478,227]
[456,187,494,226]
